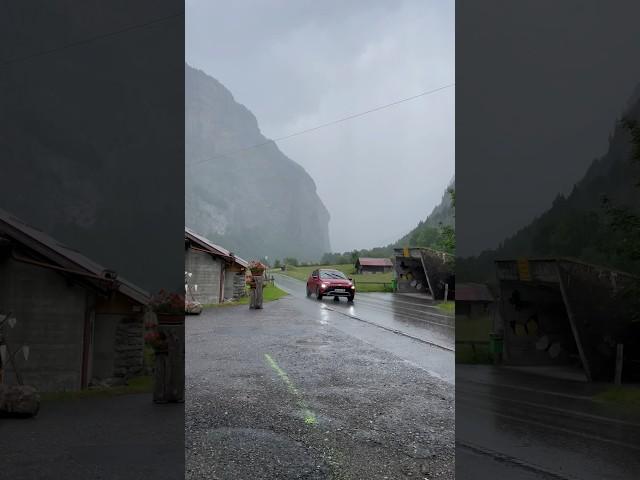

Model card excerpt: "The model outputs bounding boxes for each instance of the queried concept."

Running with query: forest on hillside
[458,91,640,285]
[317,180,455,265]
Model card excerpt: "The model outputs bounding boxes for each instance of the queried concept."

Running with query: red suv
[306,268,355,302]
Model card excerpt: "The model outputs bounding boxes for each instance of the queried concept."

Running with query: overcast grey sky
[457,0,640,257]
[186,0,454,252]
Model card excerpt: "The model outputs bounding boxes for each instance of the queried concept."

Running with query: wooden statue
[249,275,264,309]
[248,260,266,309]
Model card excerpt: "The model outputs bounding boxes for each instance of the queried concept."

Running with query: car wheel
[333,296,340,302]
[348,295,354,303]
[306,286,311,297]
[317,288,323,300]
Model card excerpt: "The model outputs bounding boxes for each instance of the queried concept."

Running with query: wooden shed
[355,257,393,274]
[0,209,149,392]
[184,228,248,305]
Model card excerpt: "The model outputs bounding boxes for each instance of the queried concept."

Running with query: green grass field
[456,315,494,364]
[41,375,153,401]
[209,283,288,307]
[276,264,394,292]
[594,386,640,408]
[437,301,455,314]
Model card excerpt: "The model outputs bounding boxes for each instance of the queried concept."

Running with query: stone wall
[113,316,144,379]
[233,271,246,299]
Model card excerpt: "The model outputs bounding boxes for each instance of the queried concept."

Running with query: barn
[456,283,495,319]
[184,228,248,305]
[0,209,149,392]
[355,257,393,274]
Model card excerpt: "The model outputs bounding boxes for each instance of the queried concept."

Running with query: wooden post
[153,318,185,404]
[250,275,264,309]
[555,263,592,381]
[615,344,624,386]
[444,283,449,302]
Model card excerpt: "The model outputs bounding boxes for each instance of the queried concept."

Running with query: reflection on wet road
[456,365,640,479]
[274,273,455,383]
[274,274,454,351]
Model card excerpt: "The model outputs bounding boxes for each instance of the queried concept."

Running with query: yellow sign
[517,258,531,281]
[403,247,410,257]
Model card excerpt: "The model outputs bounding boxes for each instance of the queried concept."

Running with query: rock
[103,377,127,387]
[0,384,40,417]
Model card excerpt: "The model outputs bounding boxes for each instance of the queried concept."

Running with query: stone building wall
[113,316,144,379]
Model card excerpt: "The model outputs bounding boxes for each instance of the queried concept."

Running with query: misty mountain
[185,64,330,262]
[459,89,640,284]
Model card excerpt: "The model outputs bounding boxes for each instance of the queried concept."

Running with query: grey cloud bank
[186,0,454,252]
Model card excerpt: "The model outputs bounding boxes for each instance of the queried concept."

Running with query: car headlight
[350,285,355,289]
[321,283,327,289]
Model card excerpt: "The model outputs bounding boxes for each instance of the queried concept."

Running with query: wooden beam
[555,263,593,382]
[419,252,435,299]
[615,344,624,385]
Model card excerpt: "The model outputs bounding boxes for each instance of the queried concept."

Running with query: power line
[2,12,184,67]
[189,82,454,168]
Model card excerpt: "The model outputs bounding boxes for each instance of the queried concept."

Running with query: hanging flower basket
[150,289,186,322]
[249,260,266,275]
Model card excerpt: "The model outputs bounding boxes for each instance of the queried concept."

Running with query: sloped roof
[0,208,149,305]
[184,227,248,268]
[357,257,393,267]
[456,283,494,302]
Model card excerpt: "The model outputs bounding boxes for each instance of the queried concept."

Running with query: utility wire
[1,12,184,67]
[190,82,455,167]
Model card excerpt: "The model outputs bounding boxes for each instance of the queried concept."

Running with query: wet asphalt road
[275,275,455,353]
[186,277,455,479]
[456,365,640,479]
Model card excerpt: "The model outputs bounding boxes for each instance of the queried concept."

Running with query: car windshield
[320,270,347,280]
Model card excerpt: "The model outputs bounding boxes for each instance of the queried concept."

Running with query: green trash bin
[489,333,503,364]
[489,333,503,354]
[391,278,397,292]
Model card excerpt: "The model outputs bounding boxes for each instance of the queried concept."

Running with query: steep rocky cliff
[185,64,330,261]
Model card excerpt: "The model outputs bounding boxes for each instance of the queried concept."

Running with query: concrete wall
[185,248,223,304]
[0,257,87,391]
[223,268,235,301]
[92,314,119,380]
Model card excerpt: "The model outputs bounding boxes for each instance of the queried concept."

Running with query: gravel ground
[186,295,454,479]
[0,394,184,479]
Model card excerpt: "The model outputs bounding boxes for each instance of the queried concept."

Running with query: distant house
[0,209,149,392]
[355,257,393,274]
[456,283,494,318]
[184,228,248,305]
